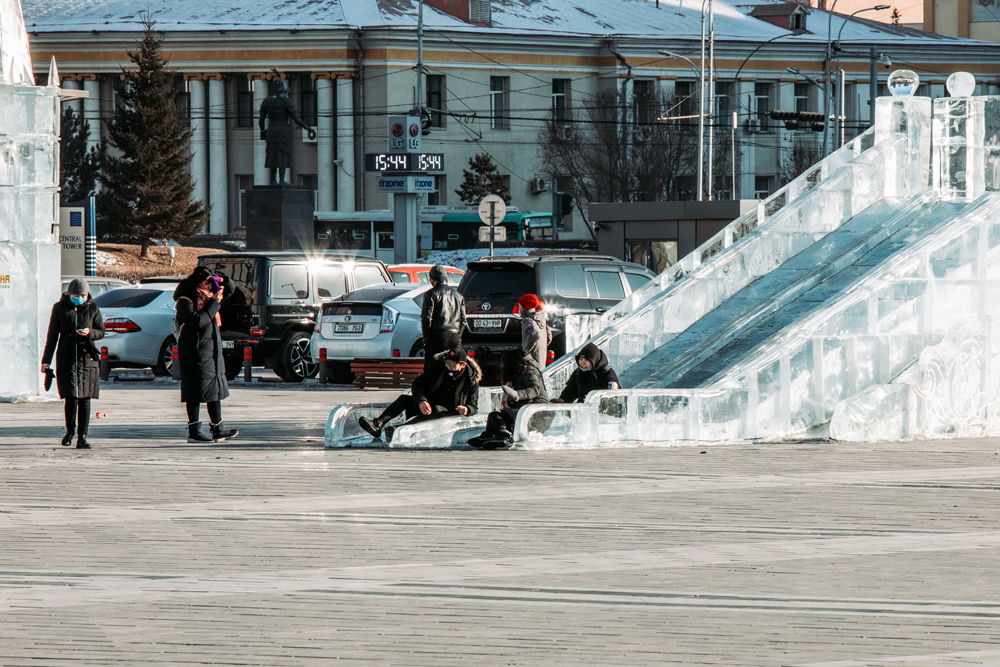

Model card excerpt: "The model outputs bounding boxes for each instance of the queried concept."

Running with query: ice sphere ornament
[947,71,976,97]
[887,70,919,97]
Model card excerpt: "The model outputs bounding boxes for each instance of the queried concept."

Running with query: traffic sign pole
[489,201,495,257]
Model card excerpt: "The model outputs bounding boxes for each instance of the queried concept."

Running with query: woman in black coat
[174,267,238,443]
[41,278,105,449]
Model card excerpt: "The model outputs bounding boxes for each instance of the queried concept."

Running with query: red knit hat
[517,294,542,312]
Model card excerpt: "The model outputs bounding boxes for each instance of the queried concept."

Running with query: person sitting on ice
[359,346,481,441]
[468,349,549,450]
[551,343,620,404]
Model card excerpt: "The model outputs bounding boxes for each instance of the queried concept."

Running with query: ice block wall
[0,3,62,400]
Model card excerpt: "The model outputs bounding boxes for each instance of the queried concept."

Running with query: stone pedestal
[244,185,315,251]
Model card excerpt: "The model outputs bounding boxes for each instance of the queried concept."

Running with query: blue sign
[70,211,83,227]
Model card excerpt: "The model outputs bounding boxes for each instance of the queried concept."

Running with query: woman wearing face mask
[41,278,106,449]
[551,343,619,404]
[174,266,239,443]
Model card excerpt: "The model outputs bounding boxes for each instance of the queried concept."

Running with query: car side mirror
[317,288,331,298]
[296,290,308,299]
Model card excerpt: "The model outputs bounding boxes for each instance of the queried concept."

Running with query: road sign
[376,176,436,193]
[479,225,507,243]
[478,194,507,225]
[387,115,421,153]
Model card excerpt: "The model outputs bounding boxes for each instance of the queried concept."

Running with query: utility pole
[416,0,424,116]
[707,0,715,200]
[869,45,877,127]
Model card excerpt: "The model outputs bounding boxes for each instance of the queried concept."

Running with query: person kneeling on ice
[359,347,482,441]
[469,349,549,450]
[552,343,619,404]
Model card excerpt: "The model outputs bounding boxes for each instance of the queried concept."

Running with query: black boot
[187,421,212,443]
[75,434,91,449]
[61,431,74,447]
[210,421,239,442]
[359,415,388,438]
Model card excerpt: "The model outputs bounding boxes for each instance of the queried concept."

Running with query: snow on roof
[21,0,976,46]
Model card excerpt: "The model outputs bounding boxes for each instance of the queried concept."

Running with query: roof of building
[21,0,981,46]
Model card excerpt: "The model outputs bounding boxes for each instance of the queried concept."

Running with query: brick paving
[1,382,999,666]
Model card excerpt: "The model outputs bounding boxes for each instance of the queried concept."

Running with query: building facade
[24,0,1000,242]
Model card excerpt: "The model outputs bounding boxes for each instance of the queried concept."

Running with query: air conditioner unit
[302,127,317,144]
[558,125,572,141]
[745,118,761,133]
[531,176,549,194]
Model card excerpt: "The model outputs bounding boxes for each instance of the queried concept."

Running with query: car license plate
[476,319,502,331]
[221,340,234,349]
[335,323,364,334]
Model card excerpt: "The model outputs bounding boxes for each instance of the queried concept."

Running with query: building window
[552,79,570,121]
[426,75,445,127]
[470,0,491,22]
[237,78,253,127]
[714,81,731,122]
[754,176,770,199]
[674,80,695,124]
[633,80,655,124]
[173,75,189,126]
[490,76,508,130]
[794,82,810,113]
[427,175,445,205]
[790,11,804,31]
[300,76,317,126]
[754,82,770,132]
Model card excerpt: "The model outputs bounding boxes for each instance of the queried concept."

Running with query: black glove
[43,368,55,392]
[260,130,267,141]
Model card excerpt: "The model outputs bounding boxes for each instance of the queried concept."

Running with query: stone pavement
[1,381,1000,666]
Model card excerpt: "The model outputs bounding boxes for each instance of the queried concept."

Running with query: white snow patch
[96,251,122,267]
[413,248,578,272]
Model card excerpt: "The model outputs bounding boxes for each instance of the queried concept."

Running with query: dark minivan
[458,254,653,369]
[197,251,392,382]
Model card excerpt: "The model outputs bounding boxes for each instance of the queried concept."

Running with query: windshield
[342,287,411,303]
[460,267,535,298]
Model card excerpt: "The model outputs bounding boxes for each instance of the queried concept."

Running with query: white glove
[501,385,518,400]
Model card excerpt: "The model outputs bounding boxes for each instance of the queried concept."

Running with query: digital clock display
[364,153,445,173]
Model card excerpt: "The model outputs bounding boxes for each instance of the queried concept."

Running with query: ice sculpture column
[932,72,1000,200]
[0,0,62,399]
[873,70,931,197]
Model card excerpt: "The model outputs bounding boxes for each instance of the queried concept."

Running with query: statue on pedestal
[258,77,316,185]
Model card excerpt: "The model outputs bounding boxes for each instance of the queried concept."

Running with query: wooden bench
[351,357,424,390]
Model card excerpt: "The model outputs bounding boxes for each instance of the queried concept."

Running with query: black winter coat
[559,343,620,403]
[42,295,105,399]
[411,353,483,415]
[174,281,231,403]
[505,360,549,411]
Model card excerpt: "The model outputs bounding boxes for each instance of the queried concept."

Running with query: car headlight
[380,305,399,333]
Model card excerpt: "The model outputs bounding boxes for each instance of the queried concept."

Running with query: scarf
[196,287,222,327]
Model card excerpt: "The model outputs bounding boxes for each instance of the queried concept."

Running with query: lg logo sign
[387,115,422,153]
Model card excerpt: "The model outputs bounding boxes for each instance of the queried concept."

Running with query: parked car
[387,264,464,285]
[310,283,432,383]
[458,254,654,370]
[62,275,130,296]
[92,284,179,376]
[197,251,393,382]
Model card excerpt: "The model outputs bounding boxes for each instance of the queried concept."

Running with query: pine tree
[454,153,511,205]
[59,106,102,203]
[99,16,208,258]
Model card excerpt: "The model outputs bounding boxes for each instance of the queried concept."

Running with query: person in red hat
[515,293,550,369]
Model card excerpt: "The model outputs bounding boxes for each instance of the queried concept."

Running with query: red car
[387,264,464,285]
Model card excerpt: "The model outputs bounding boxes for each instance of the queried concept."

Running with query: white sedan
[93,284,179,376]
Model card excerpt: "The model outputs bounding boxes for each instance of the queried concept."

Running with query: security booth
[590,200,758,274]
[313,211,395,262]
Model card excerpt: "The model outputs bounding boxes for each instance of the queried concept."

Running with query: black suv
[458,254,654,365]
[197,252,392,382]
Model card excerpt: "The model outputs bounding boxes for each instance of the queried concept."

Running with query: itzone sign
[387,115,422,153]
[377,176,436,193]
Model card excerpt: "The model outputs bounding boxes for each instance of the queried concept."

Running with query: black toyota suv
[197,252,392,382]
[458,254,654,371]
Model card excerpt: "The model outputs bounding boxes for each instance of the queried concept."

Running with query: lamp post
[660,50,704,201]
[832,5,890,148]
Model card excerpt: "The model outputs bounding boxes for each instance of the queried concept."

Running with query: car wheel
[329,361,355,384]
[224,354,243,382]
[152,336,176,377]
[274,332,318,382]
[409,341,425,358]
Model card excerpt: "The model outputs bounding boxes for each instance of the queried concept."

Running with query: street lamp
[825,2,891,155]
[831,5,890,148]
[660,49,706,201]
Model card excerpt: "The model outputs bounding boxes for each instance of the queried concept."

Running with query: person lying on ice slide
[359,346,481,442]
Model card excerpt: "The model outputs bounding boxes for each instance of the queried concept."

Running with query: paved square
[1,382,999,666]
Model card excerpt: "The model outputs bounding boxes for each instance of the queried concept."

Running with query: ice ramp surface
[516,193,1000,449]
[628,195,964,390]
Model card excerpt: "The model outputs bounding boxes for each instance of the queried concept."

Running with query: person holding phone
[41,278,105,449]
[174,267,238,443]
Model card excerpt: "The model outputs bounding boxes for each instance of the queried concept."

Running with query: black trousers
[423,332,462,370]
[186,401,222,424]
[64,397,91,435]
[379,394,460,424]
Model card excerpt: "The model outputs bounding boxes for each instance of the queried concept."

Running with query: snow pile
[96,250,122,266]
[414,248,577,271]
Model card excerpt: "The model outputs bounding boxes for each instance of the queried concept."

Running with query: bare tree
[777,137,823,187]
